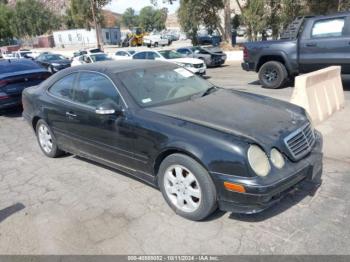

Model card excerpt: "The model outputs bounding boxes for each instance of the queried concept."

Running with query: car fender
[256,50,297,74]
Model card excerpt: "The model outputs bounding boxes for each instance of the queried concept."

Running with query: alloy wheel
[163,165,201,213]
[263,67,278,83]
[38,124,53,154]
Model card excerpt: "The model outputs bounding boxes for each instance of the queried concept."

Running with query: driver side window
[73,72,122,108]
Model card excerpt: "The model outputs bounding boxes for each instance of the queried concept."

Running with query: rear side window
[133,52,146,59]
[146,52,160,60]
[74,72,121,108]
[311,18,345,38]
[48,73,76,100]
[0,60,42,74]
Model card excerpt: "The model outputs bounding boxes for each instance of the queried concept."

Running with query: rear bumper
[0,96,21,110]
[241,61,255,71]
[212,132,323,214]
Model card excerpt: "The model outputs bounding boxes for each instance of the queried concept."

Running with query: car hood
[148,89,307,147]
[170,58,204,65]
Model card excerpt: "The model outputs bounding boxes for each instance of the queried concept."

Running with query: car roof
[62,60,174,74]
[0,59,36,65]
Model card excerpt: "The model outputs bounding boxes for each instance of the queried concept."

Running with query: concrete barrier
[290,66,345,125]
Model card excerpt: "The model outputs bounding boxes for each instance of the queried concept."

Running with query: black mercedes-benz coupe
[22,60,323,220]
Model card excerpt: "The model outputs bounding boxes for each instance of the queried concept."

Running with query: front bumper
[211,131,323,214]
[188,66,206,75]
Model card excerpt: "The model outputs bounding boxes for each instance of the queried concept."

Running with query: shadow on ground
[0,106,22,118]
[0,203,25,223]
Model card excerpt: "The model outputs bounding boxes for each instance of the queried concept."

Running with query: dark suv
[242,12,350,88]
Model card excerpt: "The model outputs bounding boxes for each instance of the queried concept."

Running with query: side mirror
[95,103,123,116]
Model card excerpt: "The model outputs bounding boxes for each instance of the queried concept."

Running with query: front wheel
[158,154,217,221]
[258,61,288,89]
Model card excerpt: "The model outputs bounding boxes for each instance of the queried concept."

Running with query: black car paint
[22,60,323,214]
[177,46,227,67]
[242,12,350,75]
[35,55,71,73]
[0,59,51,110]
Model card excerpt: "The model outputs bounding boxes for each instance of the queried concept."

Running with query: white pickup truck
[143,34,170,47]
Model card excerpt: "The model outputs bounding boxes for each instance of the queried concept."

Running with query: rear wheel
[158,154,217,221]
[36,119,64,158]
[258,61,288,89]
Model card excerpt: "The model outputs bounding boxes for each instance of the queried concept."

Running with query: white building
[53,28,121,48]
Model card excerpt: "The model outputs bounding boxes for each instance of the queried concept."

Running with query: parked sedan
[0,59,51,110]
[112,50,135,60]
[177,46,227,67]
[22,60,323,221]
[35,53,71,73]
[71,53,112,66]
[133,50,206,75]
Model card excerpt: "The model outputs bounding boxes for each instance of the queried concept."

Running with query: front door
[45,72,79,152]
[299,16,350,73]
[67,71,138,171]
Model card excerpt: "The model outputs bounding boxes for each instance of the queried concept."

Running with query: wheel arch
[257,55,287,72]
[32,116,41,131]
[153,147,208,180]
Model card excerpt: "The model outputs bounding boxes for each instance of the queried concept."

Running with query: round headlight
[270,148,285,169]
[247,145,271,177]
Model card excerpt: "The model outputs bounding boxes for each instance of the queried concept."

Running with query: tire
[154,42,158,47]
[258,61,288,89]
[36,119,64,158]
[158,153,217,221]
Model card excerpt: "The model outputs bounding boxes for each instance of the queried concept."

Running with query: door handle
[66,112,77,117]
[306,43,317,47]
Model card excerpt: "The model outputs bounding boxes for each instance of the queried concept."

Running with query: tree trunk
[91,0,101,49]
[223,0,232,43]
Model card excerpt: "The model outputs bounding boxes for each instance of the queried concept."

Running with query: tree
[122,8,139,29]
[0,3,13,43]
[178,0,224,44]
[11,0,60,38]
[139,6,168,32]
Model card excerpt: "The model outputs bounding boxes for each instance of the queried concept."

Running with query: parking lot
[0,62,349,254]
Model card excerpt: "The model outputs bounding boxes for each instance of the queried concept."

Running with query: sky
[104,0,180,14]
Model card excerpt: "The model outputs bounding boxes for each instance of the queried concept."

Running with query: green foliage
[138,6,168,32]
[65,0,111,29]
[121,5,167,32]
[122,8,139,29]
[0,3,13,41]
[177,0,224,44]
[231,14,242,30]
[11,0,61,38]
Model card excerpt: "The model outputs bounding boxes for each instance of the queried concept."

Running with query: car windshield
[90,54,111,62]
[46,54,66,61]
[128,50,136,55]
[118,64,213,107]
[158,50,183,59]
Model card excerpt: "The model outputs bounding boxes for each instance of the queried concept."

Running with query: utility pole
[91,0,101,49]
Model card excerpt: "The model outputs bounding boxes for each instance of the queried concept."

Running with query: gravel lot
[0,62,349,254]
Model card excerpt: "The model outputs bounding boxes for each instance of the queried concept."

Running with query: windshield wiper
[201,86,217,97]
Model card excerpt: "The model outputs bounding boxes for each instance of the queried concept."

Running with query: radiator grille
[284,123,315,160]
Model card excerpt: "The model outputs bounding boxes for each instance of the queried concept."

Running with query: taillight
[243,46,249,59]
[0,93,9,100]
[0,80,8,88]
